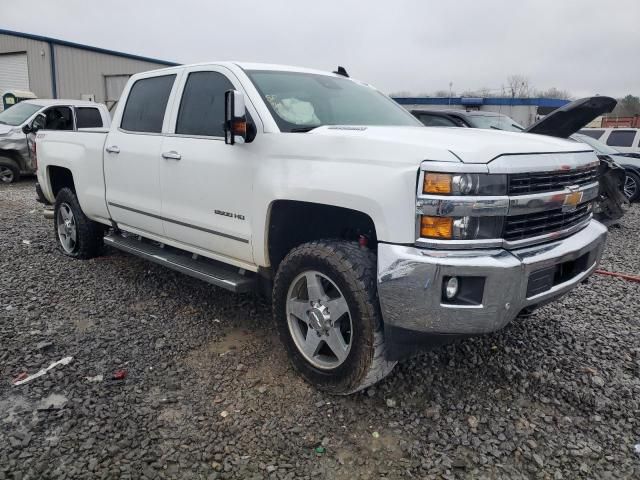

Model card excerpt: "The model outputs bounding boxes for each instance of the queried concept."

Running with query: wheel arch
[47,166,76,199]
[0,150,24,168]
[266,200,378,272]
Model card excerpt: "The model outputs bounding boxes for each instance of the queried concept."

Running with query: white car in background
[579,127,640,155]
[572,133,640,201]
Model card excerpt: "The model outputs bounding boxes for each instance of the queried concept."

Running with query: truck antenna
[333,66,349,78]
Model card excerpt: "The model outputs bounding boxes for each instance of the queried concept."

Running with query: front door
[159,67,256,264]
[104,73,179,237]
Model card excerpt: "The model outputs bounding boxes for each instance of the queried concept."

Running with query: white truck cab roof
[22,99,103,108]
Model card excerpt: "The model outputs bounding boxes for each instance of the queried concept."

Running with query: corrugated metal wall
[53,45,166,110]
[0,33,53,98]
[0,33,170,112]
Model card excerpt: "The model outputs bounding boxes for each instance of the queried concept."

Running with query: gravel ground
[1,179,639,480]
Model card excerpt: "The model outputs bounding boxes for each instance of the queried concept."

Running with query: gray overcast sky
[4,0,639,98]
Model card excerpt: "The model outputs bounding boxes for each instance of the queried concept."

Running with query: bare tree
[611,95,640,116]
[476,87,494,98]
[389,91,413,97]
[535,87,572,100]
[506,74,530,98]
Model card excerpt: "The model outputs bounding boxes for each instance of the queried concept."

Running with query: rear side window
[606,130,636,147]
[176,71,234,137]
[121,75,175,133]
[578,129,604,140]
[76,107,103,128]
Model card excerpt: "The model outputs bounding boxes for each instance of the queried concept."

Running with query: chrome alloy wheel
[624,174,638,199]
[57,202,77,253]
[0,166,14,183]
[286,270,353,369]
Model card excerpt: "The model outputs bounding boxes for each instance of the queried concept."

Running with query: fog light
[445,277,459,299]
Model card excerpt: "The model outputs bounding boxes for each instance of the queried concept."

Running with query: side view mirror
[224,90,256,145]
[23,114,46,134]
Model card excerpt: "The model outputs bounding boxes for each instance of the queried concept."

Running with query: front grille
[503,203,592,241]
[508,166,598,195]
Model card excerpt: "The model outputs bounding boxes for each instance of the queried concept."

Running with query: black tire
[624,170,640,202]
[53,188,104,259]
[273,240,396,394]
[0,157,20,184]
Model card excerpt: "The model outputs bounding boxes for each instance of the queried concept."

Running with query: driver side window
[41,106,74,131]
[176,71,234,137]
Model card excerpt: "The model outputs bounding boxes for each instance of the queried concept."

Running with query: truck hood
[309,125,591,164]
[525,96,617,138]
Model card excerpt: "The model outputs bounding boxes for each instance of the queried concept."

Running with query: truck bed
[37,129,111,225]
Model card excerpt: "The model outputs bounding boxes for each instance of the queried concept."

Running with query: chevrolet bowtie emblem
[562,186,583,212]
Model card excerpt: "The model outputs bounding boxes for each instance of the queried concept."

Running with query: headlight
[420,215,503,240]
[423,173,507,196]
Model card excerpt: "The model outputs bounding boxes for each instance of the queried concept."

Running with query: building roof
[393,96,570,108]
[0,29,179,66]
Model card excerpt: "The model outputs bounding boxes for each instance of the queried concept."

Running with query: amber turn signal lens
[232,120,247,135]
[423,173,452,194]
[420,216,453,239]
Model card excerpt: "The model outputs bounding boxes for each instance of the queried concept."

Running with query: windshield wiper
[0,120,7,125]
[290,126,322,133]
[489,125,503,131]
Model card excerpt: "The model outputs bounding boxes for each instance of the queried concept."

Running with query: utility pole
[449,82,453,106]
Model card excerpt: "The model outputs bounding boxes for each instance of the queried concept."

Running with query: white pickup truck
[36,62,607,394]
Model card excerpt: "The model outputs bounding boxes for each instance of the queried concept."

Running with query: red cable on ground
[595,269,640,283]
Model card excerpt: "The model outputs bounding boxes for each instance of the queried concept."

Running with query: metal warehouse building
[0,29,177,112]
[393,96,570,128]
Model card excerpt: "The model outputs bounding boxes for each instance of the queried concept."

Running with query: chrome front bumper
[377,220,607,337]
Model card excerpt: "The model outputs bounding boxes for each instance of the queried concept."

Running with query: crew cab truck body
[36,62,607,394]
[0,99,110,184]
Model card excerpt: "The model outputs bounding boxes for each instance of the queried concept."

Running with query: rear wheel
[0,157,20,184]
[53,188,104,259]
[624,171,640,202]
[273,240,396,394]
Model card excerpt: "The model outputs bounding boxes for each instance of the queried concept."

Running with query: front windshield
[571,133,619,155]
[0,102,42,126]
[466,114,524,132]
[246,70,421,132]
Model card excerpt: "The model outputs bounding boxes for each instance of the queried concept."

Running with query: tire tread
[273,240,396,394]
[54,188,103,259]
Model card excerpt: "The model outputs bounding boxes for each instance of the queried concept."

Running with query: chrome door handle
[162,151,182,160]
[106,145,120,154]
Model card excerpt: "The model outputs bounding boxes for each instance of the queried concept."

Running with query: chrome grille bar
[508,166,598,195]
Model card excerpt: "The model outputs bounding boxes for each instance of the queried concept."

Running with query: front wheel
[54,188,104,259]
[624,171,640,202]
[273,240,396,394]
[0,157,20,184]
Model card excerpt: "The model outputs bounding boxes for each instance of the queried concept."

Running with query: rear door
[159,66,257,264]
[104,72,181,237]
